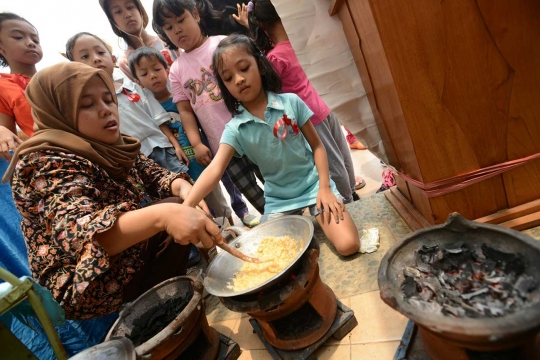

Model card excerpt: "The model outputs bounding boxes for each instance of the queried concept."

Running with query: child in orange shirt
[0,12,42,161]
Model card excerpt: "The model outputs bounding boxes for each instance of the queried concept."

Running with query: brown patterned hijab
[2,62,140,183]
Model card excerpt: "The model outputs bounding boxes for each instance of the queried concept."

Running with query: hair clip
[247,1,254,13]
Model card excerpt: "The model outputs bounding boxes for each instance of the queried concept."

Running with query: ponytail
[248,0,281,54]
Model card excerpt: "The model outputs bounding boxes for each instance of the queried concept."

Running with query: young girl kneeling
[184,35,360,256]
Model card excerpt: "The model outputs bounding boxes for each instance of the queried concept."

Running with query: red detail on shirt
[161,50,174,66]
[273,114,299,139]
[121,88,141,102]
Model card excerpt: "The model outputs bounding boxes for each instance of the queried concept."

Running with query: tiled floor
[208,290,407,359]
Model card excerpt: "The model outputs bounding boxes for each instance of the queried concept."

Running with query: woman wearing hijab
[3,62,224,320]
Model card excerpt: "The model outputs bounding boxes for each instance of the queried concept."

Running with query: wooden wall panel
[336,0,540,225]
[336,2,399,168]
[475,0,540,207]
[343,0,422,180]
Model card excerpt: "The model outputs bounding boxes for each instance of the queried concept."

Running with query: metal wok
[204,215,314,297]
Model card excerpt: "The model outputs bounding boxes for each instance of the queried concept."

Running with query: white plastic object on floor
[359,228,380,254]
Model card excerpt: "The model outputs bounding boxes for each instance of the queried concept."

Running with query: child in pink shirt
[246,0,363,202]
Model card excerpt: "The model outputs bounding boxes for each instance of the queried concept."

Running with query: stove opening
[466,346,522,360]
[177,329,211,360]
[270,301,323,340]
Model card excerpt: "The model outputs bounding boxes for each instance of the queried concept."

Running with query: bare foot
[354,176,366,190]
[349,141,367,150]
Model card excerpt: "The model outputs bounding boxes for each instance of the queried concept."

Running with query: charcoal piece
[506,257,526,275]
[484,276,504,284]
[453,275,473,294]
[431,256,457,271]
[408,298,442,313]
[461,288,489,300]
[481,259,497,273]
[471,262,482,275]
[128,296,190,347]
[488,285,507,298]
[437,271,447,287]
[418,287,434,302]
[484,301,506,317]
[464,307,481,318]
[505,297,516,308]
[444,241,465,254]
[432,249,445,263]
[401,276,418,298]
[442,305,466,317]
[421,275,442,293]
[418,244,439,254]
[418,244,440,264]
[481,244,513,263]
[481,244,526,275]
[403,267,421,278]
[514,275,538,298]
[415,252,432,273]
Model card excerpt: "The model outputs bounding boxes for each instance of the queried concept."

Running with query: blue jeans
[221,172,249,218]
[148,147,189,174]
[200,133,250,218]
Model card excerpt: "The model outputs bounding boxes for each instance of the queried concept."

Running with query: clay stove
[106,276,241,360]
[379,214,540,360]
[219,238,357,359]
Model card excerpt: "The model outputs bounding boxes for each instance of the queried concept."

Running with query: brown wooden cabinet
[332,0,540,229]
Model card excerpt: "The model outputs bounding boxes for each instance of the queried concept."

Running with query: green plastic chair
[0,266,68,359]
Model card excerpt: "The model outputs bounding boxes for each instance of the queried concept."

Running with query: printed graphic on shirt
[183,66,222,105]
[165,112,195,159]
[273,114,300,139]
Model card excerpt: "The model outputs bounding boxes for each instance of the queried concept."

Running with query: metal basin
[204,215,314,297]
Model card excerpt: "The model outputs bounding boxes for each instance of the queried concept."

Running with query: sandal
[354,176,366,190]
[242,214,261,228]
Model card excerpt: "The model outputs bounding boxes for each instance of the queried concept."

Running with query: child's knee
[334,234,360,256]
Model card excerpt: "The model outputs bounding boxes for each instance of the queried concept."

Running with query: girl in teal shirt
[185,35,360,256]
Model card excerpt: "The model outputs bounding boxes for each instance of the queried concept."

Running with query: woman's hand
[0,126,23,161]
[316,187,345,224]
[171,177,211,216]
[233,3,249,28]
[164,205,224,248]
[193,143,212,166]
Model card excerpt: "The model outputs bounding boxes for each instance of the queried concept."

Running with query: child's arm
[176,100,213,166]
[159,123,189,166]
[301,121,345,224]
[0,114,23,161]
[184,144,235,208]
